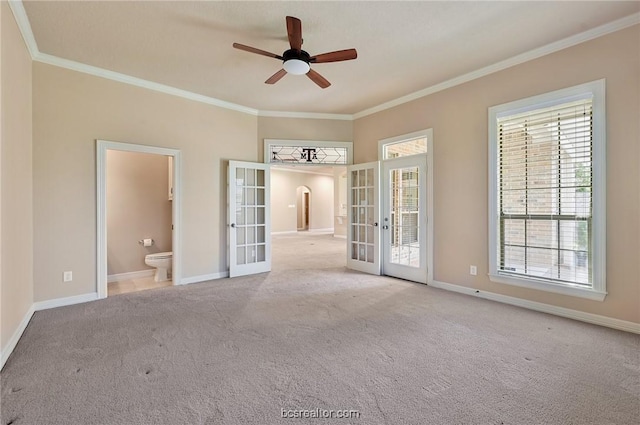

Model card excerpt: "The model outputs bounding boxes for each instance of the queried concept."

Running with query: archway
[296,185,311,231]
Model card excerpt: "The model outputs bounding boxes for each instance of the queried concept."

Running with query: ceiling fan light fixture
[283,59,310,75]
[232,16,357,88]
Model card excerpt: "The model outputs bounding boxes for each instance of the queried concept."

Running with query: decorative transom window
[264,139,353,166]
[488,80,606,301]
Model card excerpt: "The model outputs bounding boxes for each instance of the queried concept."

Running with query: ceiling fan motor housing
[282,49,312,75]
[283,49,311,63]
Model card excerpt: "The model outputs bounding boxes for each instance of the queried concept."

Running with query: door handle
[230,223,236,228]
[373,222,378,227]
[383,225,389,230]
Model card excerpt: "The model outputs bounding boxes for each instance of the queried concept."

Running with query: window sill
[489,273,607,301]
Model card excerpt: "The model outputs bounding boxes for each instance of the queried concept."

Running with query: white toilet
[145,252,172,282]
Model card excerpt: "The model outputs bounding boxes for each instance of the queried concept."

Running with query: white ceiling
[20,1,640,115]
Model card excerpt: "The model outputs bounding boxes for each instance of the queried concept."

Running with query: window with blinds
[488,80,606,300]
[498,98,592,286]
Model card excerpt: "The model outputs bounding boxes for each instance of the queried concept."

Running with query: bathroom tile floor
[108,277,172,296]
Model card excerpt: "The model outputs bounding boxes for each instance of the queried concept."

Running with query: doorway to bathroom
[96,140,182,298]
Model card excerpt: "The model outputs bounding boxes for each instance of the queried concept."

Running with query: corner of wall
[1,0,35,366]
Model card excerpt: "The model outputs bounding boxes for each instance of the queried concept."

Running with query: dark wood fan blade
[286,16,302,51]
[306,69,331,89]
[233,43,283,60]
[265,69,287,85]
[310,48,358,63]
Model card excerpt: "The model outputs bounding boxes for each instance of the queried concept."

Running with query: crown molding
[8,1,639,121]
[8,0,258,116]
[353,12,640,119]
[258,110,352,121]
[34,53,259,115]
[7,0,38,58]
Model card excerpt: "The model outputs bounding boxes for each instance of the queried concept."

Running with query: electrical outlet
[63,271,73,282]
[470,265,477,276]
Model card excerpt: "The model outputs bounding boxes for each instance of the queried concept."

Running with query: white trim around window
[378,129,431,160]
[488,80,606,301]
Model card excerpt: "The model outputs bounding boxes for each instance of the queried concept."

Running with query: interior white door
[382,155,428,283]
[347,162,381,274]
[229,160,271,277]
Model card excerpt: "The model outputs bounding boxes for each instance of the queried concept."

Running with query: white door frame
[378,129,434,284]
[96,140,182,298]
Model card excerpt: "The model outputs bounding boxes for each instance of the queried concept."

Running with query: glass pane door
[382,156,427,283]
[229,161,270,277]
[346,162,380,275]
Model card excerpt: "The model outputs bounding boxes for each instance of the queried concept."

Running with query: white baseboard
[107,269,154,283]
[1,292,100,369]
[1,304,35,370]
[33,292,100,311]
[310,228,334,233]
[333,234,347,239]
[271,231,298,235]
[179,272,228,285]
[430,280,640,334]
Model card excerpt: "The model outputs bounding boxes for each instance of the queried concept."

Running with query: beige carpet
[1,233,638,424]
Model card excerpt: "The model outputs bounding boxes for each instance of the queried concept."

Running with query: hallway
[271,232,346,271]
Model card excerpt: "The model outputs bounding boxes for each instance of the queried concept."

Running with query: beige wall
[271,168,335,233]
[354,25,640,323]
[106,150,172,275]
[1,0,3,350]
[1,2,34,350]
[33,63,258,301]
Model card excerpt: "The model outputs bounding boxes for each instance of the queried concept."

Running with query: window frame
[378,129,431,160]
[488,80,606,301]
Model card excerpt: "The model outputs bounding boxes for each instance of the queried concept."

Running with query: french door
[228,161,271,277]
[347,162,381,274]
[382,156,428,283]
[346,156,428,283]
[227,157,427,282]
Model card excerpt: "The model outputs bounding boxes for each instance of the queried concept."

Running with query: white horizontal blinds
[498,98,593,287]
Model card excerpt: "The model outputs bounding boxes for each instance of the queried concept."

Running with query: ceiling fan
[232,16,357,89]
